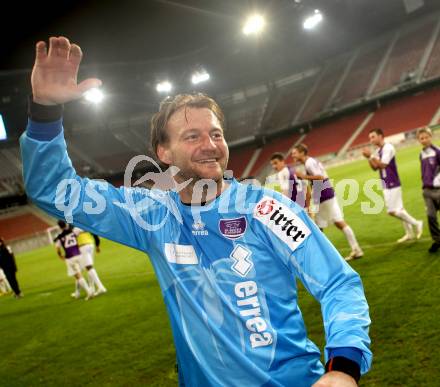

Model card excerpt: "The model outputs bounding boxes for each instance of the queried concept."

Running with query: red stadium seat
[0,213,50,241]
[301,111,369,157]
[350,87,440,148]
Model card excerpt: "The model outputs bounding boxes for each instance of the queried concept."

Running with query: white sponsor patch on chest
[164,243,198,264]
[253,196,311,251]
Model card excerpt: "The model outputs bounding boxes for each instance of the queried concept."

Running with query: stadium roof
[3,0,440,73]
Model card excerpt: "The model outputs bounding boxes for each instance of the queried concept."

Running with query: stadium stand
[262,74,318,132]
[96,153,138,174]
[223,92,268,143]
[424,23,440,80]
[69,131,136,173]
[0,149,21,179]
[111,127,148,155]
[298,55,349,122]
[0,211,50,241]
[373,19,436,95]
[227,143,258,179]
[248,132,301,177]
[334,38,392,106]
[350,86,440,148]
[300,110,369,157]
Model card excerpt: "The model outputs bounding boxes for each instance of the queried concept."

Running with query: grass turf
[1,143,439,386]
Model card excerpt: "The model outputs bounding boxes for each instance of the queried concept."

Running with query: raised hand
[31,36,102,106]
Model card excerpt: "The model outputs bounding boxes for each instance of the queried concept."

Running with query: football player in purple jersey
[363,128,423,243]
[54,220,94,300]
[417,127,440,252]
[269,152,309,208]
[291,145,363,261]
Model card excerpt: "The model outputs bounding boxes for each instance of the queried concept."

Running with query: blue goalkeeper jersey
[20,119,372,387]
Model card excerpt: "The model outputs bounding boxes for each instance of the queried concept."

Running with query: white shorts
[65,256,82,277]
[0,268,6,280]
[79,244,95,269]
[314,197,344,228]
[383,187,403,213]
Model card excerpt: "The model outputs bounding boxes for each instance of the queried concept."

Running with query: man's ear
[157,145,172,165]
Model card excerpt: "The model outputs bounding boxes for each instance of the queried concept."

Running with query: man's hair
[57,220,66,229]
[270,152,285,162]
[369,128,384,137]
[293,143,308,155]
[150,93,225,158]
[417,126,432,137]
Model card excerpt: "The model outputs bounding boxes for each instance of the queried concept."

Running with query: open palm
[31,36,101,106]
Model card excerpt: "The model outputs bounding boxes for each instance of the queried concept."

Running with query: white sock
[0,280,7,293]
[86,272,95,292]
[78,277,92,295]
[402,220,414,236]
[74,279,81,295]
[395,209,418,226]
[88,269,105,291]
[342,225,360,250]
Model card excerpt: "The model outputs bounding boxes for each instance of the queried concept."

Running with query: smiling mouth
[196,159,218,164]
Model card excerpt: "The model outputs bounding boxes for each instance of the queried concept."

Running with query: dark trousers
[3,269,21,295]
[423,188,440,243]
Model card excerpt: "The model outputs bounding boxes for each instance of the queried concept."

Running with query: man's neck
[178,178,227,205]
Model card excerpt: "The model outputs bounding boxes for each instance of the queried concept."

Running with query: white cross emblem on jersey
[230,245,253,277]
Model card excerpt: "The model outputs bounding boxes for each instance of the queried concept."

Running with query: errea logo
[192,221,208,236]
[254,197,310,251]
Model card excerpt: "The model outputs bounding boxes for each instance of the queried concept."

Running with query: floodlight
[84,88,104,103]
[191,71,210,85]
[303,9,323,30]
[156,81,172,93]
[243,14,265,36]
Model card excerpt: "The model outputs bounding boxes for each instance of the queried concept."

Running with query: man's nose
[200,134,217,150]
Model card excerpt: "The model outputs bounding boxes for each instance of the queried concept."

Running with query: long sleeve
[20,119,171,253]
[254,192,372,374]
[291,212,372,374]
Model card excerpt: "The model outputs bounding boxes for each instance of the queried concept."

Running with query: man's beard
[176,167,224,186]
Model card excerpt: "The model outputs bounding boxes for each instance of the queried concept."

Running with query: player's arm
[362,148,387,170]
[296,170,325,181]
[56,248,64,260]
[277,168,290,197]
[20,37,157,251]
[55,241,64,260]
[368,157,387,170]
[304,182,312,211]
[295,215,371,382]
[93,234,101,253]
[260,194,372,382]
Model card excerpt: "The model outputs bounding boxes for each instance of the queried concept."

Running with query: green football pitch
[1,144,439,386]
